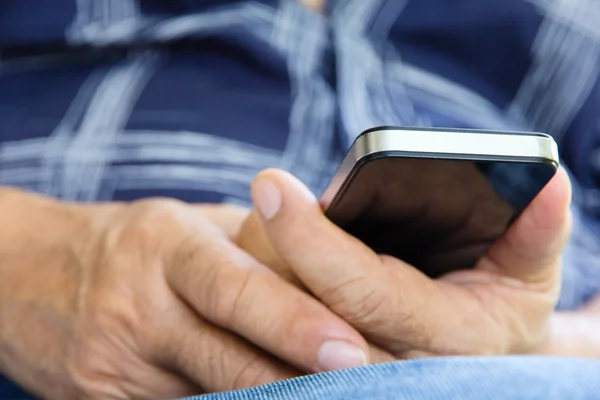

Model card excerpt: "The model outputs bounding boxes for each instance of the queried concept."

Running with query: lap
[188,357,600,400]
[4,356,599,399]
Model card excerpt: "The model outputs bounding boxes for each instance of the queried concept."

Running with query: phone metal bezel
[321,126,560,210]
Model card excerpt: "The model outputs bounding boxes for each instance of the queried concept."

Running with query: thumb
[478,167,572,283]
[249,168,442,352]
[250,168,386,306]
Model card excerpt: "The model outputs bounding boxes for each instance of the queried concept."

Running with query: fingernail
[253,178,281,220]
[317,341,367,372]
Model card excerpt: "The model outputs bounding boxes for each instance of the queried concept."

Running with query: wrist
[0,187,95,254]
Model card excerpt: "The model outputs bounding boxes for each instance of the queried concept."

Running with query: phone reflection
[324,157,556,278]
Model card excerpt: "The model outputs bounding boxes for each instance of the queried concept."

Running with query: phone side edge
[320,128,559,212]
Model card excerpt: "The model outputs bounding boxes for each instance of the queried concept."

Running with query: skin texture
[0,190,372,400]
[238,167,600,360]
[0,165,598,400]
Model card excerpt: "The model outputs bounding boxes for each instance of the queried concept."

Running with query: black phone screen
[324,156,557,278]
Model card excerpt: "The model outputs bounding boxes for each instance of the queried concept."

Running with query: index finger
[249,169,442,351]
[162,209,369,373]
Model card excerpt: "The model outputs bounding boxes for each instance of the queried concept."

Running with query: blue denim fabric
[186,357,600,400]
[3,357,599,400]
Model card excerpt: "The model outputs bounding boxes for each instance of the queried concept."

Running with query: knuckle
[343,288,388,328]
[130,198,186,232]
[322,275,388,327]
[169,229,209,270]
[222,268,256,326]
[229,356,280,391]
[201,252,255,327]
[320,275,366,306]
[165,231,253,326]
[132,197,186,212]
[113,198,189,251]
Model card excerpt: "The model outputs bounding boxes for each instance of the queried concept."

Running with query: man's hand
[239,168,573,359]
[0,190,371,400]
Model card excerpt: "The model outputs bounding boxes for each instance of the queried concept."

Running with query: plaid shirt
[0,0,599,309]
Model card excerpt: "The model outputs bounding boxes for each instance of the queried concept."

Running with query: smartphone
[321,126,559,278]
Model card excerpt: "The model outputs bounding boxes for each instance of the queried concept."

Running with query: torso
[0,0,598,212]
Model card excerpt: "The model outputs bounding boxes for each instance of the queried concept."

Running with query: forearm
[0,188,81,388]
[0,186,121,257]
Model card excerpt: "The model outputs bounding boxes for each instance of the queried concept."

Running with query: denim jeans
[3,357,599,400]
